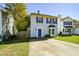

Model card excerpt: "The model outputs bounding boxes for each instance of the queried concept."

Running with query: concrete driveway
[29,38,79,56]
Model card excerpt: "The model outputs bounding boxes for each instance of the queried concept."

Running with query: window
[64,21,72,25]
[63,29,64,32]
[52,29,54,34]
[46,18,51,23]
[54,18,57,23]
[46,18,57,24]
[36,17,38,23]
[51,18,54,23]
[41,17,43,23]
[51,18,57,24]
[50,18,52,23]
[64,29,70,32]
[36,17,43,23]
[49,29,51,34]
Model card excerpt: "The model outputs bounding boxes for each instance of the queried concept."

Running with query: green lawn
[0,39,29,56]
[54,35,79,44]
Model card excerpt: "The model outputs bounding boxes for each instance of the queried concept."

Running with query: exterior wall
[30,14,78,38]
[61,17,74,34]
[60,20,64,33]
[0,11,3,42]
[57,15,61,34]
[73,28,79,35]
[8,14,14,35]
[30,14,58,37]
[62,27,73,34]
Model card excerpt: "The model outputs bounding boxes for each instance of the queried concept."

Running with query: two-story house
[30,11,61,38]
[60,16,74,34]
[30,11,79,38]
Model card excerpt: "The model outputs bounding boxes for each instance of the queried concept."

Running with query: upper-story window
[46,18,57,24]
[54,18,57,23]
[51,18,57,24]
[36,17,43,23]
[46,18,51,23]
[51,18,54,23]
[64,21,72,25]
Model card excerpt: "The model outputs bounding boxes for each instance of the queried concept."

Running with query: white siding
[57,15,61,34]
[8,14,14,35]
[61,17,73,34]
[30,15,58,37]
[60,21,64,33]
[74,28,79,35]
[0,11,3,42]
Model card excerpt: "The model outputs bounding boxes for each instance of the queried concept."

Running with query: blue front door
[38,29,42,37]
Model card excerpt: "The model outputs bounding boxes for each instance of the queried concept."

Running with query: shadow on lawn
[0,38,29,45]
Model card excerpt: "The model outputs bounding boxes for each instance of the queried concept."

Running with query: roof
[30,13,58,18]
[74,21,79,28]
[62,16,74,21]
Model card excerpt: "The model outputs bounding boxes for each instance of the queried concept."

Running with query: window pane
[46,18,50,23]
[41,17,43,23]
[52,29,54,34]
[36,17,38,23]
[51,18,54,23]
[64,21,72,25]
[46,18,48,23]
[51,18,57,24]
[50,18,51,23]
[55,18,57,23]
[49,29,51,34]
[36,17,43,23]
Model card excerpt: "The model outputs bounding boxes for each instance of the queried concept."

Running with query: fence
[17,31,29,40]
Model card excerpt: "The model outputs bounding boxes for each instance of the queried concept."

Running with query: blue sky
[0,3,79,20]
[27,3,79,20]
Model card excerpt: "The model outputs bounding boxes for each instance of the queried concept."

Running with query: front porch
[48,25,57,37]
[62,26,73,35]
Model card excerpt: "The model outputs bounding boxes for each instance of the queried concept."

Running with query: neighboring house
[30,11,79,38]
[0,10,17,42]
[60,16,74,34]
[73,21,79,34]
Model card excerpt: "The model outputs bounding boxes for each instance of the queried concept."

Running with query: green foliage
[55,35,79,44]
[73,19,77,22]
[4,3,29,31]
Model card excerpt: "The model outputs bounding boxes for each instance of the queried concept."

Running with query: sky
[27,3,79,20]
[0,3,79,20]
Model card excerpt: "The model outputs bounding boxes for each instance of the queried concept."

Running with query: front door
[49,28,55,37]
[38,29,42,37]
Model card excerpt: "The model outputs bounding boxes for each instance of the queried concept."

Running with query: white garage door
[74,28,79,34]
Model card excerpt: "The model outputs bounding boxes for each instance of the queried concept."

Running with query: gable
[62,16,74,22]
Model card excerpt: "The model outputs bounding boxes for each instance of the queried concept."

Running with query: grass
[54,35,79,44]
[0,39,29,56]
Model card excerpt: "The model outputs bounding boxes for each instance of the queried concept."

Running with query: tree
[16,16,30,31]
[4,3,29,31]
